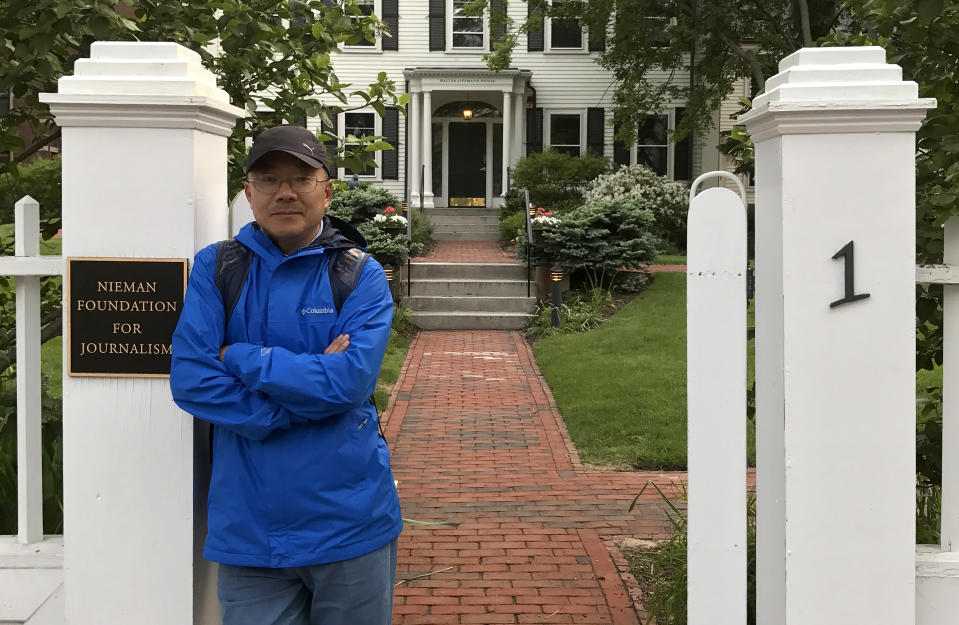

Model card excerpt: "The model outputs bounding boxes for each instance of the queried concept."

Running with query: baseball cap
[246,125,331,177]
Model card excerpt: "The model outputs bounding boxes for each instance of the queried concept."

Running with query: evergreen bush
[535,195,660,290]
[327,185,400,223]
[584,164,689,252]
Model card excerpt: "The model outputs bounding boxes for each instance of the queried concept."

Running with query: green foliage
[482,0,850,146]
[0,156,62,225]
[0,0,407,199]
[625,483,757,625]
[499,211,526,245]
[357,222,418,267]
[613,271,650,294]
[527,288,615,338]
[510,150,610,211]
[537,195,660,290]
[327,185,401,224]
[584,165,689,252]
[718,124,756,179]
[409,209,433,253]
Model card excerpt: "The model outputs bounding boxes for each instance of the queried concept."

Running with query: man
[170,125,401,625]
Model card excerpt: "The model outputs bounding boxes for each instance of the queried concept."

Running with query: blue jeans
[217,539,398,625]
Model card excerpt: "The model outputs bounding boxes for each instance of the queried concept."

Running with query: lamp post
[550,265,563,328]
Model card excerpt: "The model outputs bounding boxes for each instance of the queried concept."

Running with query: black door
[448,122,486,206]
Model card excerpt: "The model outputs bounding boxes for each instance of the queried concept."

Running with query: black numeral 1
[830,241,870,308]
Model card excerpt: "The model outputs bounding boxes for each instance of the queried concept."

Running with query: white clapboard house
[309,0,730,211]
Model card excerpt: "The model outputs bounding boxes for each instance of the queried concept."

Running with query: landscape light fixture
[384,266,394,282]
[550,265,563,328]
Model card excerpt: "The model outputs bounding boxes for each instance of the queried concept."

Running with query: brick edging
[510,331,584,472]
[381,330,424,446]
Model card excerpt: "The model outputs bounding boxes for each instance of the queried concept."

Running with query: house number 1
[830,240,870,308]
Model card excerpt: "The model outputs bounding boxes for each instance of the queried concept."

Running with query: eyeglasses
[247,175,328,194]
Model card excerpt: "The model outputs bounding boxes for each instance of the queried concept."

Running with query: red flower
[543,211,553,216]
[384,206,395,213]
[536,206,546,213]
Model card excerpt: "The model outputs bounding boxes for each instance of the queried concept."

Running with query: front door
[448,122,486,207]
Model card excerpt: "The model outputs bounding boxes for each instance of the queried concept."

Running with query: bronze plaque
[67,258,187,377]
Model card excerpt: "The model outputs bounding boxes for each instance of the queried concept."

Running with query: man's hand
[218,334,348,363]
[324,334,350,354]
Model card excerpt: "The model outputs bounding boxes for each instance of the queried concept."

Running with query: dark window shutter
[588,20,606,51]
[674,107,692,180]
[321,114,339,179]
[382,107,399,179]
[429,0,445,51]
[587,107,604,157]
[491,0,507,44]
[527,2,544,51]
[382,0,399,51]
[526,107,543,154]
[613,122,630,166]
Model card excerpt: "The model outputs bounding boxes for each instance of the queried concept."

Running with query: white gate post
[741,47,934,625]
[686,172,748,625]
[41,41,244,625]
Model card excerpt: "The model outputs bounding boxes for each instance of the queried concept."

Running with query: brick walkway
[413,240,520,264]
[383,330,686,625]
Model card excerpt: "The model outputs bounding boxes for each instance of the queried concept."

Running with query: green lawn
[375,332,411,409]
[534,272,756,470]
[653,254,686,265]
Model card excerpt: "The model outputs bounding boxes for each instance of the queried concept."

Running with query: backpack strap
[214,239,253,327]
[328,247,370,314]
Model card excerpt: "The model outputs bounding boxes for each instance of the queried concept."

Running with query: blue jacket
[169,220,402,568]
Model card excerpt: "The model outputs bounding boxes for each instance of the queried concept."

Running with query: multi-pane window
[549,0,583,49]
[550,113,581,156]
[347,0,376,47]
[345,112,376,176]
[451,0,485,48]
[636,114,669,176]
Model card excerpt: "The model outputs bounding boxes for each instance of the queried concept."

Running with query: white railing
[916,216,959,554]
[0,196,65,545]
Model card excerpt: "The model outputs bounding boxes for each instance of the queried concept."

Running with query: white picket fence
[0,196,64,546]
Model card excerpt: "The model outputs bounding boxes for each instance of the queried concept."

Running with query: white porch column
[409,89,421,208]
[512,90,525,168]
[501,90,512,197]
[41,42,245,625]
[421,90,434,208]
[740,46,934,625]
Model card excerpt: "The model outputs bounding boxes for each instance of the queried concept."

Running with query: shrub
[526,288,615,338]
[327,185,400,223]
[357,221,420,268]
[0,156,62,225]
[536,195,660,290]
[510,150,610,212]
[499,211,526,245]
[584,165,689,252]
[410,209,433,253]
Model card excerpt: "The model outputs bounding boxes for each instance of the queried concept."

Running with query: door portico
[405,67,530,208]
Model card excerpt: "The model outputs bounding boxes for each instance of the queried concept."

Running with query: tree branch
[0,310,62,374]
[12,128,62,166]
[716,31,767,92]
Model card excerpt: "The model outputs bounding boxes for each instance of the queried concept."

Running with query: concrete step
[405,295,538,313]
[433,231,500,241]
[409,279,529,297]
[411,311,536,331]
[409,262,528,280]
[432,225,499,235]
[427,214,500,226]
[420,207,499,217]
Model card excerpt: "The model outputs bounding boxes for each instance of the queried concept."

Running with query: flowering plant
[530,206,559,229]
[373,206,407,226]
